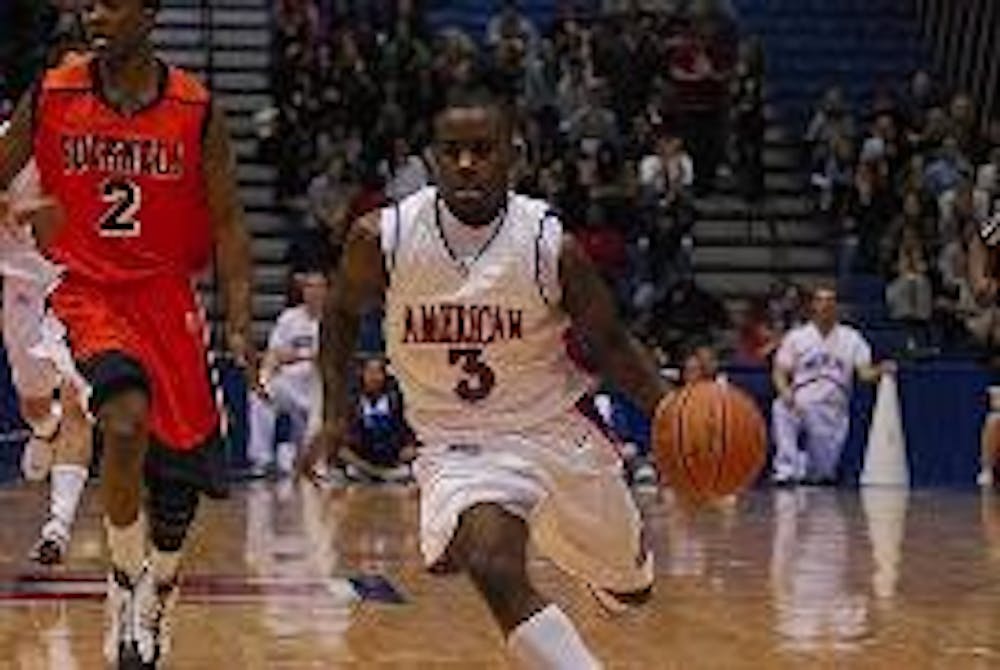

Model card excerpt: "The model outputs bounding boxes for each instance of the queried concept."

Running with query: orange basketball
[653,381,767,502]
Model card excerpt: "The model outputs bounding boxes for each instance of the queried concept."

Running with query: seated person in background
[248,271,327,477]
[335,356,417,483]
[885,225,934,353]
[771,284,894,486]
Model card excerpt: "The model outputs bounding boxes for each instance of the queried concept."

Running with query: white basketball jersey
[382,186,594,439]
[0,158,62,288]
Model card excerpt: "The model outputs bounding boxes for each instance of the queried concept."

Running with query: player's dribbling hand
[227,331,264,395]
[879,360,898,377]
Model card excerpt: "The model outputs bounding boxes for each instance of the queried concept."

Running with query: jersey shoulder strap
[40,57,93,93]
[164,66,211,106]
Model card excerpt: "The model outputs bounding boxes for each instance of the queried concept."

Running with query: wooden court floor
[0,481,998,669]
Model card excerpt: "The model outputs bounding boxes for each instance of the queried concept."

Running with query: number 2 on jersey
[99,178,142,237]
[448,348,496,403]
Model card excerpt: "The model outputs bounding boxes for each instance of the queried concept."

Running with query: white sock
[507,605,602,670]
[151,547,183,586]
[104,514,146,582]
[49,464,87,534]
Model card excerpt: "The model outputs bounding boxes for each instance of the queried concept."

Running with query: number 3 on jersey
[449,348,496,403]
[99,178,142,237]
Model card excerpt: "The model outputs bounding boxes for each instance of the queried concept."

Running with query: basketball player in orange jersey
[302,83,673,669]
[0,0,255,666]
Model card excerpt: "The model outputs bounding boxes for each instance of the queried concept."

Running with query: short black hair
[143,0,160,11]
[435,80,512,134]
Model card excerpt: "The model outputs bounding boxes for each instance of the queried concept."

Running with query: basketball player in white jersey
[301,83,673,669]
[771,284,894,486]
[0,119,93,565]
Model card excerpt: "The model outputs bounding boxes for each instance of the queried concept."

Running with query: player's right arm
[297,210,386,479]
[0,90,38,216]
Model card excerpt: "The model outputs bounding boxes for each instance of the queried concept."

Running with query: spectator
[336,357,417,483]
[645,277,730,361]
[811,134,854,217]
[248,272,327,478]
[925,136,974,201]
[667,12,737,194]
[731,36,766,204]
[885,225,933,352]
[880,190,937,272]
[562,78,620,154]
[380,134,430,202]
[638,132,696,292]
[681,350,709,385]
[806,87,856,155]
[767,280,808,334]
[293,151,358,274]
[938,180,978,250]
[974,152,1000,221]
[486,0,540,56]
[736,298,779,365]
[846,161,895,272]
[899,69,940,133]
[948,92,981,160]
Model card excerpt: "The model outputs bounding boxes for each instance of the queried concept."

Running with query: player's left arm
[559,234,672,417]
[203,101,256,377]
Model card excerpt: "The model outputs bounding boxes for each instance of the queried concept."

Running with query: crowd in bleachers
[807,73,1000,355]
[264,0,767,366]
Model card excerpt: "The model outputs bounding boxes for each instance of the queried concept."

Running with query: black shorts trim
[79,351,151,415]
[144,431,229,499]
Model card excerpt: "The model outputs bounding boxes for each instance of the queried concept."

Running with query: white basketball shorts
[2,272,87,405]
[413,406,654,594]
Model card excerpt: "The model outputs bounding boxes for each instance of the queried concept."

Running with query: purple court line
[0,573,405,605]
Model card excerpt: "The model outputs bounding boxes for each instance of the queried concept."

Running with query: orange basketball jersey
[33,57,214,283]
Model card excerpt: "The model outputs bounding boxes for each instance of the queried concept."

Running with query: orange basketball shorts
[49,273,219,451]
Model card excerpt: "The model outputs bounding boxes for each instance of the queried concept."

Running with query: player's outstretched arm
[559,234,672,418]
[203,101,256,377]
[0,89,37,206]
[298,211,386,478]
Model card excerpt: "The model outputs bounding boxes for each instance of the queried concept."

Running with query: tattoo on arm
[559,234,670,417]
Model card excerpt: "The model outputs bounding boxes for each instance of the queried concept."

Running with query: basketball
[653,381,767,502]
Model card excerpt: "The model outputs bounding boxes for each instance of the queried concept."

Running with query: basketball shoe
[28,517,69,565]
[104,568,143,668]
[136,570,179,665]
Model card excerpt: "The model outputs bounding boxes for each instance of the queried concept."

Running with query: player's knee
[453,505,529,598]
[147,478,200,552]
[85,352,151,444]
[98,390,149,441]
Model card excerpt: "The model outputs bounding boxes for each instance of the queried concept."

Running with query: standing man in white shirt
[771,284,895,485]
[248,272,327,476]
